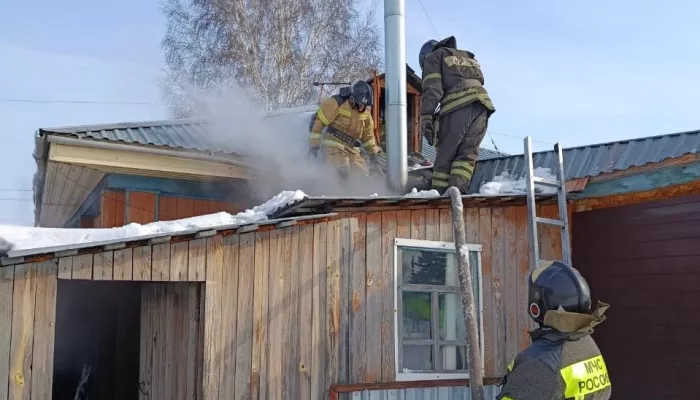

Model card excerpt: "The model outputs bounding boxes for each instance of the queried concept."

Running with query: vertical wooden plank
[128,191,157,224]
[177,198,196,219]
[297,226,314,398]
[267,230,284,400]
[365,212,382,383]
[424,208,439,241]
[339,218,352,385]
[349,214,367,384]
[0,266,13,400]
[491,207,506,376]
[283,227,300,398]
[438,208,454,242]
[151,284,167,400]
[8,263,37,400]
[504,207,519,364]
[113,248,133,281]
[114,191,126,227]
[93,251,114,281]
[465,207,479,244]
[57,257,72,279]
[235,233,255,400]
[170,241,189,282]
[325,220,341,393]
[196,285,205,400]
[219,234,240,399]
[203,235,224,400]
[410,209,426,240]
[478,208,494,377]
[166,284,186,400]
[152,243,171,281]
[184,283,201,400]
[139,285,154,400]
[251,232,270,400]
[101,191,117,228]
[538,205,561,261]
[380,211,398,382]
[310,223,327,399]
[71,253,93,280]
[188,239,207,282]
[515,206,534,350]
[133,246,153,281]
[158,196,177,221]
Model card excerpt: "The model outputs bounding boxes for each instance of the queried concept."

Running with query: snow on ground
[405,188,441,198]
[478,167,559,195]
[0,190,307,254]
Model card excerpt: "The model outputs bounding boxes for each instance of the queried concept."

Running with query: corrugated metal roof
[1,213,336,263]
[270,193,560,219]
[468,129,700,193]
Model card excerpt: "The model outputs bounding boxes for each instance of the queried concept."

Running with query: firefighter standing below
[497,261,612,400]
[419,36,495,194]
[308,81,382,180]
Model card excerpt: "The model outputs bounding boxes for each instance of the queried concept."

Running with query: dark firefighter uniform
[497,261,612,400]
[419,36,496,194]
[309,81,381,179]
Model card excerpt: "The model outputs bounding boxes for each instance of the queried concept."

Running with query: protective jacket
[420,36,495,119]
[310,95,380,156]
[497,302,612,400]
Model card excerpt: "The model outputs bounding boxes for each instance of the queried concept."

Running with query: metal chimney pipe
[384,0,408,191]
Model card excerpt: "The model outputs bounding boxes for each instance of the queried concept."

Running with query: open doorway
[52,280,142,399]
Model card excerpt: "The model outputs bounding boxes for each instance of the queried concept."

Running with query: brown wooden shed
[0,194,567,399]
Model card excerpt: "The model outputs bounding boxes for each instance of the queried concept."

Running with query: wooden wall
[98,190,242,228]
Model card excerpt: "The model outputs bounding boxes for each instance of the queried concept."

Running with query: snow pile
[0,190,306,254]
[405,188,441,198]
[478,167,559,196]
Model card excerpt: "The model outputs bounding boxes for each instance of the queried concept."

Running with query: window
[394,238,483,381]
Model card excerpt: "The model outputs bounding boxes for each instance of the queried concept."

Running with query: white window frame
[393,238,485,381]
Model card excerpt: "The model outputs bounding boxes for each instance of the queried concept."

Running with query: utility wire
[0,99,156,105]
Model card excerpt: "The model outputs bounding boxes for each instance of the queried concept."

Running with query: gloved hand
[421,115,435,146]
[308,147,320,159]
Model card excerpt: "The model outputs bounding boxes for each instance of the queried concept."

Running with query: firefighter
[418,36,495,194]
[308,80,382,180]
[497,261,612,400]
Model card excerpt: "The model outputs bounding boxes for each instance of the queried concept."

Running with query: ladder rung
[536,217,564,227]
[533,176,561,187]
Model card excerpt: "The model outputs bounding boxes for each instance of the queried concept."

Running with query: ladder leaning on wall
[523,136,572,270]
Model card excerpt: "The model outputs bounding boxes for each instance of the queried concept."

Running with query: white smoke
[181,83,398,202]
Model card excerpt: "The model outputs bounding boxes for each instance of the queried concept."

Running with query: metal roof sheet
[468,129,700,193]
[1,213,336,263]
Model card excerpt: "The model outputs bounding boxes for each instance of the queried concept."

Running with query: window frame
[393,237,485,381]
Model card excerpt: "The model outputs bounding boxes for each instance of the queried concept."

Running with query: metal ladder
[523,136,572,270]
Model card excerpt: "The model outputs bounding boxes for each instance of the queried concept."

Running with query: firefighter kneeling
[497,261,612,400]
[308,81,383,180]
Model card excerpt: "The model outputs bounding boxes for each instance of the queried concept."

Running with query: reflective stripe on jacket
[310,95,380,155]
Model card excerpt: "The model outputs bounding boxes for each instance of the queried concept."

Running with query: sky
[1,0,699,226]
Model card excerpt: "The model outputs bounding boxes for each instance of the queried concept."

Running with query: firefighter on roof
[308,80,382,180]
[418,36,495,194]
[497,261,612,400]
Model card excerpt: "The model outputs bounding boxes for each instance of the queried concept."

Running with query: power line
[416,0,439,37]
[0,99,156,105]
[487,130,555,146]
[0,188,32,192]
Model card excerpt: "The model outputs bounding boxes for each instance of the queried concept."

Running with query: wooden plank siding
[0,203,566,399]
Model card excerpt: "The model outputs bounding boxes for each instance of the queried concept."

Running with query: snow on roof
[0,190,309,260]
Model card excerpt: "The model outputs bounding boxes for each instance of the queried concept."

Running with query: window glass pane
[439,293,466,341]
[400,247,456,285]
[440,345,468,371]
[402,345,434,372]
[402,291,431,339]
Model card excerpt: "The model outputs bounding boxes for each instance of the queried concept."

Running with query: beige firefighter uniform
[309,94,380,176]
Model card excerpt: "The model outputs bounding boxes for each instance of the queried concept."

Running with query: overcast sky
[1,0,698,226]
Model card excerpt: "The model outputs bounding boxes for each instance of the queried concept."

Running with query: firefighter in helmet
[497,261,612,400]
[418,36,495,194]
[308,80,382,180]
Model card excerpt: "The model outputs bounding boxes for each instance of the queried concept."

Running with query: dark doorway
[52,281,142,400]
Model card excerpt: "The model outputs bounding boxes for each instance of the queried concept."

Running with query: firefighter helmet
[419,39,438,69]
[527,260,592,325]
[350,80,373,108]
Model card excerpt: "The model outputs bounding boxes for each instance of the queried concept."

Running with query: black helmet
[350,80,373,108]
[527,260,591,325]
[419,39,438,69]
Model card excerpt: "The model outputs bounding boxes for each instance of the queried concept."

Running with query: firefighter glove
[421,115,435,146]
[308,146,320,159]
